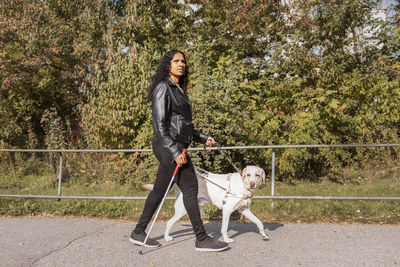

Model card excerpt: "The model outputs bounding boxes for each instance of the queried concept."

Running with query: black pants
[134,147,208,241]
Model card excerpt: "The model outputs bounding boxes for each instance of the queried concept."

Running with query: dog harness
[222,173,245,204]
[193,166,253,204]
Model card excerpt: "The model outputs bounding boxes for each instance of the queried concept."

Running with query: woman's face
[169,52,186,80]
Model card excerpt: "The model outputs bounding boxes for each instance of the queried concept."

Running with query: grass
[0,165,399,224]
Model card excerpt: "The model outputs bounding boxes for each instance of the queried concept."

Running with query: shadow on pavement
[229,222,284,239]
[151,222,284,242]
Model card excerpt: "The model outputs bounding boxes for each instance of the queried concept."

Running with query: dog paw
[164,235,174,242]
[260,233,269,240]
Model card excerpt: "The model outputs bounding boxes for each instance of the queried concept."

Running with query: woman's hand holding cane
[175,150,187,166]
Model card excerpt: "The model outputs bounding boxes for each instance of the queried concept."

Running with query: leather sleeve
[152,83,181,160]
[193,129,208,144]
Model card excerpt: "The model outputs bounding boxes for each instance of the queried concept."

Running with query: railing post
[57,153,63,202]
[271,149,275,208]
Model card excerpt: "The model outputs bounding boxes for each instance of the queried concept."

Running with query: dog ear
[242,167,247,178]
[261,169,266,184]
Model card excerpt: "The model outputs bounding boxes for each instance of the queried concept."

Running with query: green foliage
[1,0,399,185]
[80,47,152,149]
[0,0,112,148]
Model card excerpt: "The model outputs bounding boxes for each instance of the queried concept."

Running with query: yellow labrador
[164,166,269,243]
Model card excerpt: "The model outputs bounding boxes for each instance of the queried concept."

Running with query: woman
[129,50,229,252]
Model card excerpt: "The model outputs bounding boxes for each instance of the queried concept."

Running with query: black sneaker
[195,236,229,252]
[129,231,161,248]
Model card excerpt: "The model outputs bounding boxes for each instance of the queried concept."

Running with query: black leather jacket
[152,78,208,161]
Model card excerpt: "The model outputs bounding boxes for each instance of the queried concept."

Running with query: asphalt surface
[0,216,399,267]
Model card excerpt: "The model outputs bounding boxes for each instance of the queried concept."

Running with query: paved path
[0,217,399,267]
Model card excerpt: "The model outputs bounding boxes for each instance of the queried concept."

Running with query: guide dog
[164,166,269,243]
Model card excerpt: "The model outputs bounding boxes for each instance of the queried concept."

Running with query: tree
[1,0,398,183]
[0,0,111,148]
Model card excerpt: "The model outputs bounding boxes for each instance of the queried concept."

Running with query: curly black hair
[148,50,189,101]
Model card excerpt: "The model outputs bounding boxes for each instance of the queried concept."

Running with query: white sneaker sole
[195,246,229,252]
[129,237,161,248]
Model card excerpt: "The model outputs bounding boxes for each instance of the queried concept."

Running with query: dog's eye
[247,173,250,176]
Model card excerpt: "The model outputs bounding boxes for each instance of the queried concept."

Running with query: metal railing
[1,144,400,207]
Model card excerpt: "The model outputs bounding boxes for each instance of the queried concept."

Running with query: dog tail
[143,184,154,191]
